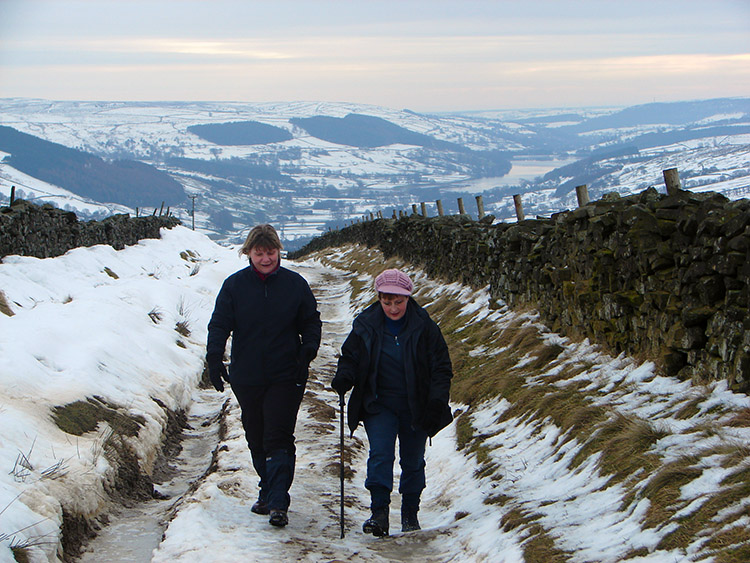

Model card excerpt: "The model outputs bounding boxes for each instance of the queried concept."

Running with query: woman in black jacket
[206,224,321,528]
[332,269,453,536]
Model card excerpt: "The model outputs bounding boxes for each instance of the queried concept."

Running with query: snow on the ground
[0,226,243,562]
[2,228,750,562]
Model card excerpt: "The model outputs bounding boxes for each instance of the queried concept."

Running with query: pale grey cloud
[1,0,748,110]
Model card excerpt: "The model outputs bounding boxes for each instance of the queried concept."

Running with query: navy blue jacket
[333,298,453,436]
[206,264,321,386]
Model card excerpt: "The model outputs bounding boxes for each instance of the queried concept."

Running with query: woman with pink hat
[333,268,453,536]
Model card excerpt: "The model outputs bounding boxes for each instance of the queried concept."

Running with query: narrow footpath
[76,259,483,562]
[149,260,478,562]
[75,388,225,562]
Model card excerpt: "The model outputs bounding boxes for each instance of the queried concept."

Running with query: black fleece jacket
[333,297,453,436]
[206,264,321,386]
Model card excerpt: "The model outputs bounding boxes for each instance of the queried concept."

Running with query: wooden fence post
[513,194,525,221]
[420,202,427,217]
[436,199,444,216]
[457,197,466,215]
[10,186,15,205]
[475,195,485,219]
[411,204,418,215]
[663,168,681,195]
[392,209,397,219]
[575,184,590,207]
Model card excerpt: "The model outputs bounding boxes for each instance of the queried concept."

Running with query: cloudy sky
[1,0,748,112]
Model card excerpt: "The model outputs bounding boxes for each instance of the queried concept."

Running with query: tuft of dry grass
[673,395,704,419]
[726,408,750,428]
[500,506,541,532]
[499,382,608,447]
[483,493,512,506]
[52,396,145,437]
[719,444,750,468]
[175,321,191,337]
[570,413,665,483]
[0,290,13,316]
[500,507,573,562]
[454,410,475,451]
[179,249,198,261]
[103,267,119,279]
[640,456,702,529]
[522,525,573,563]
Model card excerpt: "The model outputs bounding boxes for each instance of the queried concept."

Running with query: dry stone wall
[293,188,750,392]
[0,199,181,259]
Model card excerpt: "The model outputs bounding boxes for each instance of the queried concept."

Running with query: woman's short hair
[239,224,283,257]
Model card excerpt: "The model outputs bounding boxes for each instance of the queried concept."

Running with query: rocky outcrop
[0,199,181,259]
[292,188,750,392]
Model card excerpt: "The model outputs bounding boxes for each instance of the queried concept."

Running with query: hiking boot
[251,499,270,515]
[362,507,389,537]
[401,510,420,532]
[269,509,288,527]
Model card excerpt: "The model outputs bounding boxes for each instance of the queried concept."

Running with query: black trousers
[232,381,305,510]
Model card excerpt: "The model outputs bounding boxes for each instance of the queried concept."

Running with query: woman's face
[249,246,279,274]
[379,293,408,321]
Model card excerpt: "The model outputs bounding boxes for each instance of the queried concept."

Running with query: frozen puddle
[77,389,225,562]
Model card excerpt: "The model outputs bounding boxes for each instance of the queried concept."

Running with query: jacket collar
[354,297,426,338]
[250,259,281,281]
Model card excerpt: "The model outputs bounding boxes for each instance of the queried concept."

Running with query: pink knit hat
[374,269,413,296]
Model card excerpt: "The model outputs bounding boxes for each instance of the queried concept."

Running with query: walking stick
[339,392,346,538]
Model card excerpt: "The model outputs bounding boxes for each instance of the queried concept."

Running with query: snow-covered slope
[3,231,750,561]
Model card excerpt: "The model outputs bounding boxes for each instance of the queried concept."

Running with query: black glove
[331,375,353,398]
[208,360,228,392]
[296,346,318,386]
[422,399,449,437]
[299,346,317,365]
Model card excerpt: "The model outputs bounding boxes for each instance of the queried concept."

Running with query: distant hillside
[625,124,750,150]
[187,121,293,145]
[290,113,461,149]
[0,126,185,208]
[566,97,750,133]
[165,156,291,183]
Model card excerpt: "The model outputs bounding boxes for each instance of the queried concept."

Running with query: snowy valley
[0,98,748,249]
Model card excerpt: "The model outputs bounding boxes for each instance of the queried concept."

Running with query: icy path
[76,389,225,562]
[149,261,495,562]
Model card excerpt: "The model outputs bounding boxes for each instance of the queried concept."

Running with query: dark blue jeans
[363,403,427,509]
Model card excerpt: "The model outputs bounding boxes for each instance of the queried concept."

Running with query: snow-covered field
[1,98,748,247]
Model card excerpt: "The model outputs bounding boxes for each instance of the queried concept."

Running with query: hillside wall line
[0,199,181,259]
[292,188,750,392]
